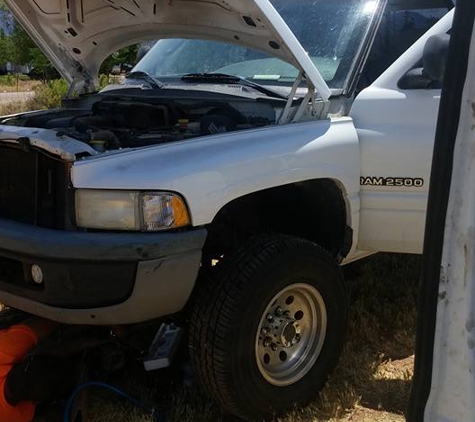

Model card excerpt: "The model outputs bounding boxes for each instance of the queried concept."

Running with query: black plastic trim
[0,217,207,261]
[341,225,354,258]
[0,258,137,309]
[407,2,475,421]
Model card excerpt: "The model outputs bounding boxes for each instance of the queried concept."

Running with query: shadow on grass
[278,253,420,422]
[360,378,412,414]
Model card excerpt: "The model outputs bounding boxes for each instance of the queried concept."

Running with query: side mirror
[398,34,450,90]
[422,34,450,83]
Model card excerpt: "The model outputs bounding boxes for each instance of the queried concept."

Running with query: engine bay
[1,94,281,153]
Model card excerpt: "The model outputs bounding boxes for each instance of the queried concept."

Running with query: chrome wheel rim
[255,283,327,387]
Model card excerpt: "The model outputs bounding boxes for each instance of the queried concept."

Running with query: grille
[0,145,69,228]
[0,256,24,285]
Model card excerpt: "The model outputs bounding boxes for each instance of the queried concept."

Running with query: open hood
[5,0,331,99]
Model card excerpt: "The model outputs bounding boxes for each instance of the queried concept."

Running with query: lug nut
[261,327,270,335]
[275,307,283,316]
[266,313,274,322]
[283,310,291,317]
[291,335,301,346]
[271,344,279,352]
[263,337,273,347]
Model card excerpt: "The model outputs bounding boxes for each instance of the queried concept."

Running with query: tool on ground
[142,323,183,371]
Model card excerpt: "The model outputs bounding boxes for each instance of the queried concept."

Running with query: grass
[0,74,41,92]
[0,101,32,115]
[84,253,420,422]
[0,79,69,117]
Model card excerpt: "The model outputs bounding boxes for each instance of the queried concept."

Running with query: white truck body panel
[351,10,454,254]
[423,17,475,422]
[72,117,361,256]
[0,125,97,161]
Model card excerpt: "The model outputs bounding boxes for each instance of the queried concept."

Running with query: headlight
[75,190,190,231]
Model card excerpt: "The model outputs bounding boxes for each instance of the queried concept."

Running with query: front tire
[189,235,347,421]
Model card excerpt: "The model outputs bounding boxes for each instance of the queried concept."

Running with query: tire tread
[189,235,344,420]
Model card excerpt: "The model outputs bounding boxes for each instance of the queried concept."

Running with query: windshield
[133,0,379,90]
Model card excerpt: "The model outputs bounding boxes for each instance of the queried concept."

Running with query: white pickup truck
[0,0,454,419]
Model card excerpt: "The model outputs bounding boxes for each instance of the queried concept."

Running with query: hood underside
[5,0,331,99]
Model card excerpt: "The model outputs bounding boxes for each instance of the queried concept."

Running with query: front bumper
[0,218,206,324]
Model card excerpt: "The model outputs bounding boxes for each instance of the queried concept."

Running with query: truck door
[407,0,475,420]
[350,5,453,254]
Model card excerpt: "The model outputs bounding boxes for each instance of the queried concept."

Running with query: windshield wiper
[181,73,287,100]
[127,71,164,89]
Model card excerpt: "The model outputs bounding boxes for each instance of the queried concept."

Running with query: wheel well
[203,179,350,263]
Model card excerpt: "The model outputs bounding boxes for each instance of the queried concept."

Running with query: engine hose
[63,381,165,422]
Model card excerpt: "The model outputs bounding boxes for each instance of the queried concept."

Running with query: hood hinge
[278,71,327,124]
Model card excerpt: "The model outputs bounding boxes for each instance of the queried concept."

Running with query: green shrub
[99,74,110,89]
[27,76,114,110]
[0,74,30,86]
[0,74,17,87]
[27,78,69,110]
[1,75,114,115]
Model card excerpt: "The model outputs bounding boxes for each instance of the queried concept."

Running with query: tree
[100,44,139,75]
[29,47,58,82]
[0,29,10,66]
[10,21,35,66]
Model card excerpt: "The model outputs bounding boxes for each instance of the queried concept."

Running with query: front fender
[72,117,360,226]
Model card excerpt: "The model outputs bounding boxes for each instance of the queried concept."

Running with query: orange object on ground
[0,324,38,422]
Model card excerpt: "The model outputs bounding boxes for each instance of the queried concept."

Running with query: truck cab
[0,0,454,420]
[353,3,452,255]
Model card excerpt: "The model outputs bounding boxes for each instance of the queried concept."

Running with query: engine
[6,97,277,153]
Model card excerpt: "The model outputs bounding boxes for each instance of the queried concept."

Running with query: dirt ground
[81,253,420,422]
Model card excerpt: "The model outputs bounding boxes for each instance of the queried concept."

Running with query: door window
[358,0,452,91]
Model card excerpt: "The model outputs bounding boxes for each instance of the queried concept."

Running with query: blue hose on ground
[63,381,165,422]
